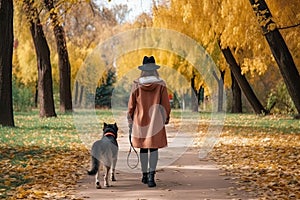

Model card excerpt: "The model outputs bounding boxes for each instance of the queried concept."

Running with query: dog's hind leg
[111,156,117,181]
[104,166,110,187]
[95,163,102,189]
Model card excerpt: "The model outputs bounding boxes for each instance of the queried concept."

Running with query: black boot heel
[148,172,156,187]
[142,173,148,184]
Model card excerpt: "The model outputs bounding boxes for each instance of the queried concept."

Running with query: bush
[171,91,181,109]
[12,79,34,112]
[267,83,296,114]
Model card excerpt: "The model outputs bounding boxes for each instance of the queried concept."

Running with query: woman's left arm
[127,85,137,127]
[160,86,171,124]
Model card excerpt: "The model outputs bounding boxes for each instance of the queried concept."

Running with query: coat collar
[138,76,162,84]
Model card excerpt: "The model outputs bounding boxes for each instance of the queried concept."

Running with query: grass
[0,109,299,199]
[223,113,300,134]
[0,110,86,199]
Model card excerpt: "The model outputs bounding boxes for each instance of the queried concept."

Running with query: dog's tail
[87,156,99,175]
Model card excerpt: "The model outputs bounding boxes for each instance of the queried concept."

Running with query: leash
[127,127,139,169]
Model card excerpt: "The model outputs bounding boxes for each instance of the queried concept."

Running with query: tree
[61,2,119,85]
[220,45,267,114]
[23,0,56,118]
[212,70,225,112]
[249,0,300,115]
[231,72,242,113]
[191,73,198,112]
[95,68,116,108]
[0,0,14,126]
[44,0,72,113]
[152,0,300,114]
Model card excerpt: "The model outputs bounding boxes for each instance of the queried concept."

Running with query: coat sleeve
[160,85,171,124]
[127,84,137,126]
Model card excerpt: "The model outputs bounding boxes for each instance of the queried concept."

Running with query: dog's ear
[103,122,107,129]
[114,122,118,130]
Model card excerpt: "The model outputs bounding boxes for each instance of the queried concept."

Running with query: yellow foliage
[116,48,206,96]
[12,0,300,105]
[242,57,268,77]
[67,41,93,86]
[153,0,300,81]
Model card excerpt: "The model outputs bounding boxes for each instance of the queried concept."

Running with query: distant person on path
[127,56,171,187]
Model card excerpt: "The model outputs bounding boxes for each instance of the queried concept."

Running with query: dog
[87,122,119,189]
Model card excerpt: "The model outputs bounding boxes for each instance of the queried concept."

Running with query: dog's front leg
[95,163,102,189]
[104,166,110,187]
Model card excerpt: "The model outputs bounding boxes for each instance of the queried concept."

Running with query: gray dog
[88,123,119,189]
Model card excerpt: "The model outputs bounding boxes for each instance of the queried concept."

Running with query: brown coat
[127,77,171,148]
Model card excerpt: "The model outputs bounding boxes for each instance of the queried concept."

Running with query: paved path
[75,125,257,200]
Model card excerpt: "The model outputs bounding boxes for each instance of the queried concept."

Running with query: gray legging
[140,148,158,173]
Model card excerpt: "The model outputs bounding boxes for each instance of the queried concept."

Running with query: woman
[127,56,171,187]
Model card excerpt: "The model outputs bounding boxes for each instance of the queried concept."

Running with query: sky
[97,0,153,22]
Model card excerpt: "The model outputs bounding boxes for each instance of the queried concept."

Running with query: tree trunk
[198,85,204,105]
[44,0,72,113]
[249,0,300,114]
[0,0,14,126]
[231,71,242,113]
[34,82,38,108]
[74,81,79,107]
[24,1,56,118]
[191,74,198,112]
[220,45,267,114]
[212,70,225,112]
[79,85,84,107]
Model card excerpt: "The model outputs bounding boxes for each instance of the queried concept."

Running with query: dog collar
[104,132,116,137]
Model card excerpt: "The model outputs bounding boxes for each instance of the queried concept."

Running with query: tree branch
[278,22,300,30]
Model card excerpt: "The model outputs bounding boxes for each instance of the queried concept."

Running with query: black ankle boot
[148,172,156,187]
[141,173,148,184]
